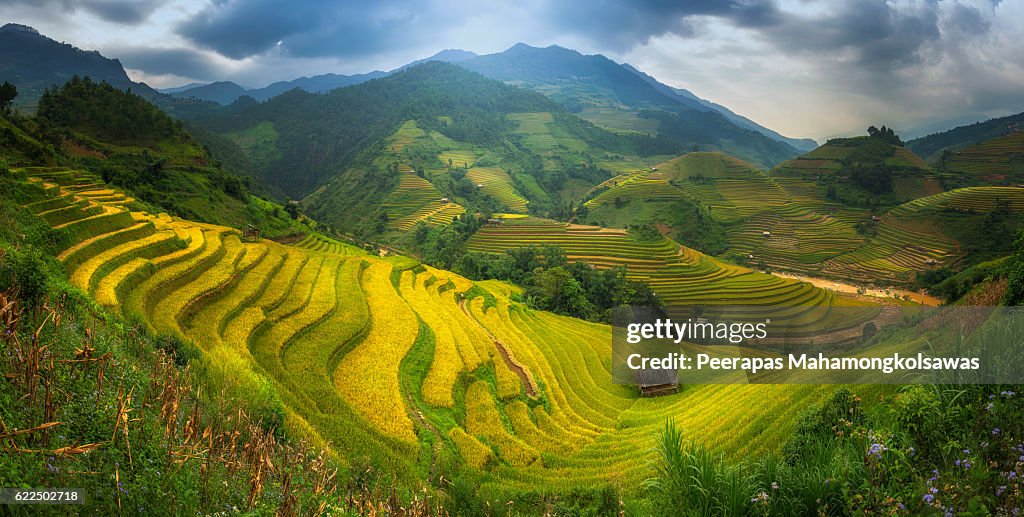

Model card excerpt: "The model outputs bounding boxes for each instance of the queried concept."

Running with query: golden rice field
[19,167,846,495]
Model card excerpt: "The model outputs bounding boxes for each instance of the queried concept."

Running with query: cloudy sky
[2,0,1023,140]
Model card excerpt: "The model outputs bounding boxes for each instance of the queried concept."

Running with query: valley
[2,17,1024,515]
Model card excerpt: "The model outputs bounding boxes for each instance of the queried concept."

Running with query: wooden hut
[242,224,261,242]
[636,367,679,397]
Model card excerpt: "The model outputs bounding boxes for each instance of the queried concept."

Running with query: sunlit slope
[16,166,845,493]
[577,152,866,275]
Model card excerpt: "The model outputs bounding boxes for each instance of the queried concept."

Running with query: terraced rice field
[581,153,866,275]
[465,217,876,331]
[438,149,478,169]
[507,112,589,154]
[821,186,1024,283]
[584,177,687,208]
[656,153,790,222]
[942,132,1024,181]
[467,167,529,213]
[725,203,865,270]
[20,167,845,494]
[387,120,428,153]
[292,233,367,255]
[381,173,465,230]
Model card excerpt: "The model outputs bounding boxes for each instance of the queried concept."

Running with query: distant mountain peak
[0,23,40,35]
[427,49,477,62]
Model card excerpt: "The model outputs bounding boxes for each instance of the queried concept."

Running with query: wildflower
[924,494,935,504]
[994,428,1002,436]
[987,402,995,411]
[998,486,1007,497]
[930,487,938,494]
[771,481,779,490]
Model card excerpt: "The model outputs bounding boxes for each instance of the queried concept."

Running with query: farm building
[636,367,679,397]
[241,224,261,242]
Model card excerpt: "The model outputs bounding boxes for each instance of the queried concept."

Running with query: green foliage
[0,80,16,112]
[1003,231,1024,305]
[197,62,560,198]
[0,244,50,308]
[38,76,180,147]
[929,258,1006,302]
[866,125,904,147]
[647,385,1024,516]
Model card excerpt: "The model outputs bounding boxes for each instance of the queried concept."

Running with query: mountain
[454,44,803,168]
[168,80,248,105]
[156,81,210,94]
[167,71,390,105]
[461,43,682,108]
[772,131,935,206]
[898,114,990,141]
[907,111,1024,162]
[0,23,226,123]
[623,64,818,152]
[191,61,681,232]
[246,71,388,101]
[192,61,565,198]
[0,23,159,108]
[398,48,478,70]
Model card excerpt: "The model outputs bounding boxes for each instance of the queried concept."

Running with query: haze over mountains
[3,21,1023,189]
[163,43,817,154]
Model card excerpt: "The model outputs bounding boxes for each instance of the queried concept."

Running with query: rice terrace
[2,3,1024,516]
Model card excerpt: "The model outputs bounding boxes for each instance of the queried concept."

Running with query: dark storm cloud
[115,47,223,80]
[760,1,946,71]
[175,0,787,59]
[0,0,166,24]
[177,0,443,59]
[541,0,782,50]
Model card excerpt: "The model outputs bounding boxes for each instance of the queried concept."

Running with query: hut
[636,368,679,397]
[242,224,261,242]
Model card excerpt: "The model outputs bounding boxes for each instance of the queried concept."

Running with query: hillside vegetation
[2,78,306,237]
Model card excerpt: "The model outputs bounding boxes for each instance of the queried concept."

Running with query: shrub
[0,244,50,308]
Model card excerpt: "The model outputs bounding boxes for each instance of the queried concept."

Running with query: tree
[1003,231,1024,305]
[0,81,16,113]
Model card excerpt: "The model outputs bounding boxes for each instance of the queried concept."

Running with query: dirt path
[458,299,538,397]
[772,271,943,306]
